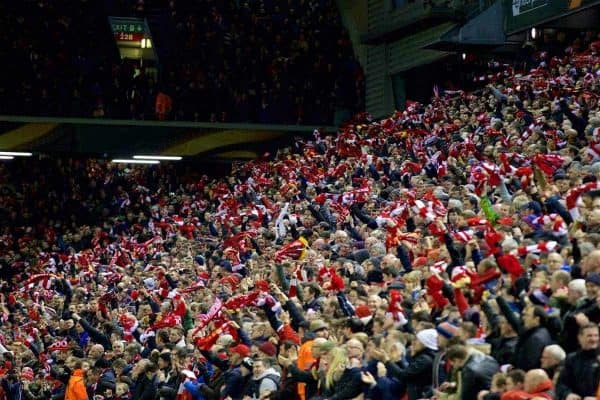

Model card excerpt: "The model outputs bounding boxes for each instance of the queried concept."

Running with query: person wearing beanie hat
[432,321,462,392]
[437,321,459,340]
[387,328,437,400]
[352,249,371,264]
[585,272,600,288]
[416,329,439,352]
[355,305,371,319]
[366,268,384,285]
[258,341,278,357]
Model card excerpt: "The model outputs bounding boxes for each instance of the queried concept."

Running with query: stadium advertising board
[505,0,597,34]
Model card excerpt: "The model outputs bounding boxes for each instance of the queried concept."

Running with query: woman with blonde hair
[319,347,364,400]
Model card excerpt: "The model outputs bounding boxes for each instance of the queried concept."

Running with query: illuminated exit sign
[109,17,147,42]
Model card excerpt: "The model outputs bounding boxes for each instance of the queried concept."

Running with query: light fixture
[111,159,159,165]
[133,155,182,161]
[0,156,14,160]
[462,53,467,61]
[531,27,537,39]
[0,151,32,156]
[140,38,152,49]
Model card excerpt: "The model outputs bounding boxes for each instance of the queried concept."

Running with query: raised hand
[361,371,376,386]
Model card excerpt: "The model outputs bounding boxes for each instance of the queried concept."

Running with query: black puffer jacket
[386,348,436,400]
[556,348,600,399]
[457,349,499,400]
[481,300,518,365]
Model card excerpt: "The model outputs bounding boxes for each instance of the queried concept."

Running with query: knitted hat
[553,169,568,181]
[367,269,384,284]
[414,257,428,268]
[463,308,481,326]
[529,289,550,305]
[416,329,439,351]
[436,322,459,339]
[586,273,600,287]
[258,341,277,357]
[352,249,371,263]
[241,357,254,370]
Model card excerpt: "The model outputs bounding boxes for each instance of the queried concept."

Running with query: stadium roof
[0,116,336,161]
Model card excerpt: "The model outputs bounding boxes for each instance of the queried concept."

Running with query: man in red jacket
[501,369,553,400]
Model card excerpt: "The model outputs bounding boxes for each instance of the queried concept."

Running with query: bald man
[501,370,553,400]
[523,369,553,397]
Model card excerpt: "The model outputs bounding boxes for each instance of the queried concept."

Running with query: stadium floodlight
[531,28,537,39]
[0,151,32,156]
[111,159,160,165]
[0,156,14,160]
[133,155,182,161]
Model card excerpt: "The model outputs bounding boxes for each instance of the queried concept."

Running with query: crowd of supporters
[0,0,363,125]
[1,26,600,400]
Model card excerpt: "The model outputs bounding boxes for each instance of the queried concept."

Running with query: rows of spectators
[0,0,363,125]
[1,28,600,400]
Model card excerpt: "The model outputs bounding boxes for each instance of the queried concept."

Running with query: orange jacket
[297,339,315,400]
[65,369,88,400]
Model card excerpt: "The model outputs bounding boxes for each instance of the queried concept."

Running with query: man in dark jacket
[91,359,116,396]
[446,344,499,400]
[132,361,159,400]
[482,300,518,366]
[72,313,113,351]
[556,323,600,400]
[221,357,253,400]
[497,299,553,370]
[385,328,438,400]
